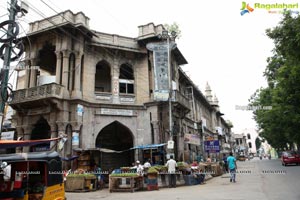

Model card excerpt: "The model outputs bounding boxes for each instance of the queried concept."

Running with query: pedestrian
[94,164,103,189]
[222,154,228,173]
[143,159,151,168]
[165,155,177,188]
[227,152,237,183]
[135,160,144,175]
[206,155,212,163]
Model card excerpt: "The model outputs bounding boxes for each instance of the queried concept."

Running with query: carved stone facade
[10,10,232,169]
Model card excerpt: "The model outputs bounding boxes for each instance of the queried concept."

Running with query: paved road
[66,158,300,200]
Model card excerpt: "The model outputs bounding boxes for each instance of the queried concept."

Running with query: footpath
[66,160,264,200]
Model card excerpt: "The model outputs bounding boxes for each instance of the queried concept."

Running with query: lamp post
[159,30,177,142]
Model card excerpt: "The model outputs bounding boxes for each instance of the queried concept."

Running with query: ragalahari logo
[241,2,254,15]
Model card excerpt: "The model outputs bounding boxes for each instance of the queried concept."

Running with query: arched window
[95,60,111,92]
[119,63,134,94]
[248,142,252,148]
[247,133,251,140]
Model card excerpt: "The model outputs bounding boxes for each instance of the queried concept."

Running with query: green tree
[250,12,300,149]
[255,137,261,150]
[164,22,182,39]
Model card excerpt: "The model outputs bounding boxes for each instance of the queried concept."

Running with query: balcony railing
[10,83,63,104]
[171,90,190,110]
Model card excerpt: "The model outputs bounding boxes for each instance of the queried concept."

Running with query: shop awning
[0,138,60,149]
[60,155,79,161]
[130,143,167,150]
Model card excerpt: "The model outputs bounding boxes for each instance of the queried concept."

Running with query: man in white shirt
[165,155,177,188]
[136,160,144,175]
[143,159,151,168]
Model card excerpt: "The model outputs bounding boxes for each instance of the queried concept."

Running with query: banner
[184,133,200,145]
[146,42,176,101]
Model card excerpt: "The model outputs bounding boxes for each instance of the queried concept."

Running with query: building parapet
[137,23,164,40]
[89,32,143,53]
[28,10,90,35]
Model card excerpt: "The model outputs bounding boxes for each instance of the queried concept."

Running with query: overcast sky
[1,0,295,133]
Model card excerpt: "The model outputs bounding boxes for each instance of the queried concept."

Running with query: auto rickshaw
[0,151,66,200]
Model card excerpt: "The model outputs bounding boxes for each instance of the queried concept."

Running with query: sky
[0,0,297,133]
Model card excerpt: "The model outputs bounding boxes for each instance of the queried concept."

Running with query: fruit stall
[109,173,144,193]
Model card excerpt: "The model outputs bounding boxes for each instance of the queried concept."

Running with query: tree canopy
[249,12,300,150]
[164,22,182,39]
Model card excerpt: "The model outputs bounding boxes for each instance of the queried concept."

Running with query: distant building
[233,133,248,156]
[240,128,258,155]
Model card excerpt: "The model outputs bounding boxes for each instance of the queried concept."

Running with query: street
[66,158,300,200]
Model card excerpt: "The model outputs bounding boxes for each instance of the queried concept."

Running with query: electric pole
[0,0,19,132]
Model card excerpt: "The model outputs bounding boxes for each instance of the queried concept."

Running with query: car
[281,151,300,166]
[238,155,246,161]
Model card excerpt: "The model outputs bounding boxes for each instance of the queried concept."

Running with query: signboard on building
[1,131,14,140]
[167,140,174,149]
[205,136,214,141]
[146,42,176,101]
[184,133,200,145]
[77,104,84,116]
[204,140,220,153]
[99,108,134,116]
[216,126,223,135]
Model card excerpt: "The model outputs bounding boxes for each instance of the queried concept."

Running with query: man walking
[165,155,177,188]
[227,152,237,183]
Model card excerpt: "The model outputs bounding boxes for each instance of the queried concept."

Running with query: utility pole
[167,35,173,141]
[0,0,19,133]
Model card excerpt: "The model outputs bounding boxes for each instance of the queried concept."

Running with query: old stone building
[10,10,232,170]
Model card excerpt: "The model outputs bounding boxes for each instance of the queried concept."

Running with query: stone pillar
[55,51,62,85]
[151,120,160,144]
[49,123,58,150]
[29,58,38,87]
[21,125,33,152]
[62,50,71,98]
[70,121,82,149]
[112,58,120,104]
[15,126,24,153]
[72,51,83,98]
[24,59,31,89]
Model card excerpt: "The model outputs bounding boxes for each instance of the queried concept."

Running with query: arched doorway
[30,117,51,152]
[96,121,134,171]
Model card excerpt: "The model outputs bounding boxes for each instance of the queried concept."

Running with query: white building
[240,128,259,155]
